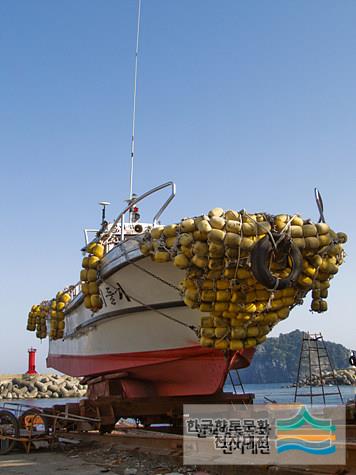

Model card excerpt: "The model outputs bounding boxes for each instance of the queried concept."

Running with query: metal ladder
[294,332,343,404]
[228,369,245,395]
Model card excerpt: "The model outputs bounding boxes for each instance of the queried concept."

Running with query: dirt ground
[0,446,352,475]
[0,437,201,475]
[0,451,105,475]
[0,448,198,475]
[0,419,354,475]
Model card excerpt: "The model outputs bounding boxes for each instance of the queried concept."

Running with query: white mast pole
[129,0,142,201]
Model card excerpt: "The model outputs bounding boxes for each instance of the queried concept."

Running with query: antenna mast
[129,0,142,200]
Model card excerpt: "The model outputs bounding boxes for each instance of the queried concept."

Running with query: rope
[275,214,297,247]
[216,328,230,345]
[104,281,198,334]
[266,291,274,310]
[243,211,278,250]
[128,294,199,334]
[233,213,244,280]
[127,260,182,293]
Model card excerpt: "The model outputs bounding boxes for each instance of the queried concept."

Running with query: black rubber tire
[251,232,303,290]
[0,410,20,455]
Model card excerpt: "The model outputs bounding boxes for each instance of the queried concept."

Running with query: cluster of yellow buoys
[80,242,105,312]
[140,208,346,351]
[27,240,106,340]
[27,291,72,340]
[49,291,71,340]
[27,302,49,339]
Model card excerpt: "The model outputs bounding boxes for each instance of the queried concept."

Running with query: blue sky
[0,1,355,373]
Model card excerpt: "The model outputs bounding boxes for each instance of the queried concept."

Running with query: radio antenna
[129,0,142,200]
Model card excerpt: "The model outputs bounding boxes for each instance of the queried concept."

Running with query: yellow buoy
[86,269,96,282]
[230,339,244,350]
[245,338,257,348]
[154,251,171,263]
[88,255,100,269]
[82,257,89,269]
[193,241,208,256]
[139,242,152,255]
[225,233,241,248]
[208,229,226,243]
[93,243,105,259]
[200,336,214,347]
[179,233,194,247]
[231,327,246,339]
[303,224,317,237]
[210,216,225,230]
[208,207,224,218]
[151,226,164,239]
[60,293,71,303]
[291,216,304,226]
[199,303,213,313]
[165,236,177,248]
[86,242,96,254]
[89,282,99,294]
[84,295,92,309]
[201,316,214,328]
[225,210,240,221]
[197,220,212,233]
[214,340,229,349]
[191,255,208,269]
[91,294,103,309]
[208,242,225,257]
[215,327,229,339]
[174,253,189,269]
[180,219,195,233]
[82,283,89,295]
[201,328,215,338]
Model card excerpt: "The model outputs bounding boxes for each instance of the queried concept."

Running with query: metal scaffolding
[294,332,343,405]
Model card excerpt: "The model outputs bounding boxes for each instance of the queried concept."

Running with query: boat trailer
[0,391,253,455]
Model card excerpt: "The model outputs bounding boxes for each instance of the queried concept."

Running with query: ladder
[294,332,343,404]
[228,369,245,395]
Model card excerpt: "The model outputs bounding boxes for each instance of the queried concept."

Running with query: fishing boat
[46,183,254,399]
[38,180,345,401]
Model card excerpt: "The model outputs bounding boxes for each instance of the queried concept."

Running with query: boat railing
[93,181,176,245]
[60,281,82,304]
[66,182,176,308]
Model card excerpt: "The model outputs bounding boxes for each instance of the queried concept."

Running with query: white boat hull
[47,238,253,397]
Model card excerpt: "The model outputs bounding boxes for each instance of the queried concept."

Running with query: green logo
[276,406,336,455]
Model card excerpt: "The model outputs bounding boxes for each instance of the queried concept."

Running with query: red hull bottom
[47,346,254,399]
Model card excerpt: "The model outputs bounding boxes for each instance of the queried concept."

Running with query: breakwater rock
[292,367,356,387]
[0,374,87,399]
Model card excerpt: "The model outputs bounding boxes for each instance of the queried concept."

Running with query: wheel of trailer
[19,409,50,435]
[0,410,20,455]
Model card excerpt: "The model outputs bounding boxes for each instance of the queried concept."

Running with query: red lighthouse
[27,348,38,375]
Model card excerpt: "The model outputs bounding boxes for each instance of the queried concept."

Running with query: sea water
[223,382,355,404]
